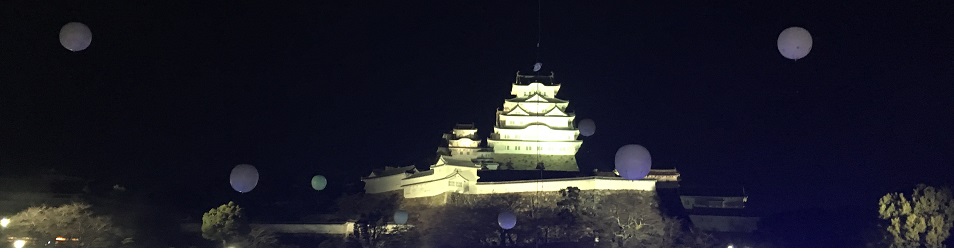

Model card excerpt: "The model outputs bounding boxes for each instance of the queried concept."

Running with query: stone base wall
[491,153,578,171]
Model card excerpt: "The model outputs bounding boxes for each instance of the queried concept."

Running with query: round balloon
[310,175,327,191]
[777,27,812,60]
[498,211,516,230]
[614,144,652,180]
[578,118,596,137]
[59,22,92,52]
[394,210,409,225]
[230,164,259,193]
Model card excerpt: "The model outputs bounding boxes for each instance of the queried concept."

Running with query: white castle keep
[362,72,680,198]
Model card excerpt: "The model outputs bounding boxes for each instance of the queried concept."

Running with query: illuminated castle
[362,72,680,198]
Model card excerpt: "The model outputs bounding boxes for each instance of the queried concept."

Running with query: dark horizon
[2,0,953,223]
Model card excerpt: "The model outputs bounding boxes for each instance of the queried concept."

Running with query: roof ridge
[506,94,568,103]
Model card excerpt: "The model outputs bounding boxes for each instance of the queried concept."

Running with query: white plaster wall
[453,128,477,136]
[404,178,453,198]
[251,224,351,234]
[402,166,479,198]
[448,138,479,147]
[488,140,581,155]
[374,171,654,199]
[495,126,578,141]
[362,174,406,194]
[498,115,575,129]
[449,147,481,160]
[472,177,656,194]
[511,83,560,97]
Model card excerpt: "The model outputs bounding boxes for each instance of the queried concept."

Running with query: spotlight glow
[13,240,26,248]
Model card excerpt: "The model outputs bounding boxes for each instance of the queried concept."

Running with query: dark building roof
[687,207,757,217]
[680,186,747,197]
[505,95,568,103]
[367,166,417,178]
[515,72,557,85]
[453,123,476,130]
[403,169,435,180]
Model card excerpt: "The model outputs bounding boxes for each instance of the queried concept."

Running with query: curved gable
[505,105,530,116]
[544,106,568,116]
[526,93,548,102]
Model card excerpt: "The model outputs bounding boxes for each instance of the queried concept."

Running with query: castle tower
[486,72,583,171]
[436,123,490,166]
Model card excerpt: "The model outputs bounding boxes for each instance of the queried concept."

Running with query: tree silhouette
[879,184,954,248]
[5,202,129,247]
[201,201,250,247]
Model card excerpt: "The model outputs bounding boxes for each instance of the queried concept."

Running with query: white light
[0,218,9,227]
[13,240,26,248]
[727,244,734,248]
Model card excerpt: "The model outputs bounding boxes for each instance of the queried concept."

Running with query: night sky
[2,0,953,219]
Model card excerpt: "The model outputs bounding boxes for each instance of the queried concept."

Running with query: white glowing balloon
[614,144,651,180]
[777,27,812,60]
[394,210,409,225]
[59,22,92,52]
[578,118,596,137]
[498,211,516,230]
[230,164,259,193]
[533,62,542,72]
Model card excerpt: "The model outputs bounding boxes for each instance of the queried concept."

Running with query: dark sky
[2,0,953,218]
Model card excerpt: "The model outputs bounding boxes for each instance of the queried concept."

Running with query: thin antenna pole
[536,0,542,62]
